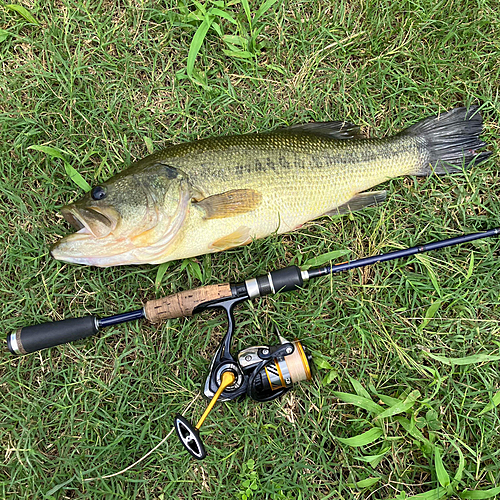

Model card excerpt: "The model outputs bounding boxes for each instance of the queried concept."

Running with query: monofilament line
[83,398,198,481]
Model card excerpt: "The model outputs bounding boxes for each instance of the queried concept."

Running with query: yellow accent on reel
[195,371,236,430]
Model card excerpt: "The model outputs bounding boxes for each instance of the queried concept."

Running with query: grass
[1,0,500,498]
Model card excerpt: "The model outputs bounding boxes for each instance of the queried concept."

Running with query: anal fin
[326,190,387,216]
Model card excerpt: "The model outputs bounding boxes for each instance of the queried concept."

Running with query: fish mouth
[52,180,191,267]
[61,205,118,238]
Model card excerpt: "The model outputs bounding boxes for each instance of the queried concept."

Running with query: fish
[51,106,490,267]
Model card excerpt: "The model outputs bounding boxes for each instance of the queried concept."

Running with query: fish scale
[50,107,490,266]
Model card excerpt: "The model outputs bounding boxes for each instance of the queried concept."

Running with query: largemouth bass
[51,107,490,267]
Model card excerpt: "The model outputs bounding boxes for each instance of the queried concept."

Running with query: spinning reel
[174,297,313,459]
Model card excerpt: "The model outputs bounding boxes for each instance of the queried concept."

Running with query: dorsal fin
[277,121,363,140]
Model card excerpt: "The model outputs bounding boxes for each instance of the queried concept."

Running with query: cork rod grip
[144,283,233,323]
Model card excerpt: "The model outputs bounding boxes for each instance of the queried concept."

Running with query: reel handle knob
[174,370,236,459]
[173,415,206,460]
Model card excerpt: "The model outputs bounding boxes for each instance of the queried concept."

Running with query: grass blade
[421,299,442,329]
[423,352,500,366]
[240,0,252,27]
[302,249,350,269]
[144,136,154,154]
[254,0,280,22]
[336,427,383,447]
[375,390,420,419]
[357,447,391,467]
[45,475,77,496]
[465,251,474,280]
[222,49,255,59]
[64,162,91,191]
[322,369,338,385]
[6,4,39,24]
[356,477,380,488]
[211,7,238,24]
[478,390,500,415]
[349,376,372,400]
[312,356,333,370]
[28,145,90,191]
[192,0,207,15]
[376,393,403,406]
[459,486,500,499]
[406,487,449,499]
[416,255,442,296]
[435,448,450,488]
[155,262,172,290]
[28,145,66,160]
[0,29,13,42]
[223,35,248,47]
[333,391,384,416]
[188,261,203,282]
[186,16,214,77]
[394,417,432,449]
[451,441,466,484]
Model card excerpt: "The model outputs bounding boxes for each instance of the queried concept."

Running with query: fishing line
[83,428,176,482]
[83,397,198,481]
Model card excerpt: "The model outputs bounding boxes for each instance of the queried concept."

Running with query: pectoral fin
[326,190,387,216]
[210,226,252,250]
[196,189,262,219]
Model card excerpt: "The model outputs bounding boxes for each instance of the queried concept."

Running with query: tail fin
[400,106,491,175]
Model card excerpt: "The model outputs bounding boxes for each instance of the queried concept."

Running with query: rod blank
[307,227,500,280]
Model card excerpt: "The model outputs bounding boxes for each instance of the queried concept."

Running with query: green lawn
[1,0,500,498]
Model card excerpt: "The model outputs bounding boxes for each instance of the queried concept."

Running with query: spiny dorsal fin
[326,190,387,216]
[278,121,363,140]
[196,189,262,219]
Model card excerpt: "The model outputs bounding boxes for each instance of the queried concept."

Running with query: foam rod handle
[144,283,233,323]
[7,316,99,355]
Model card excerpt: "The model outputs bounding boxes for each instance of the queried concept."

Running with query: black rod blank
[98,309,145,328]
[307,227,500,280]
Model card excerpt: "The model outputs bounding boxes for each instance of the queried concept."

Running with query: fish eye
[91,186,107,200]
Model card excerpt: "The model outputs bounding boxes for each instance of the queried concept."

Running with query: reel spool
[174,336,312,460]
[240,337,312,402]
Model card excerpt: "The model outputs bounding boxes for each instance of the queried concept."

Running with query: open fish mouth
[61,205,118,238]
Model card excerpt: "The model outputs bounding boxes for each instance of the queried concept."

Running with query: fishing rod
[7,227,500,459]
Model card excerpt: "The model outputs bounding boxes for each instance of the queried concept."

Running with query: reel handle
[174,370,236,459]
[174,416,206,460]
